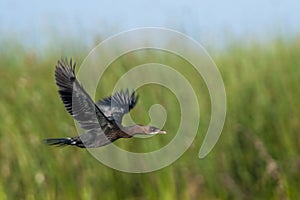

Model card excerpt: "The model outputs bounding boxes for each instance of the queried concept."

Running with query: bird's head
[124,125,166,136]
[144,126,167,135]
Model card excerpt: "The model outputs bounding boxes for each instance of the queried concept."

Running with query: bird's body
[44,59,166,148]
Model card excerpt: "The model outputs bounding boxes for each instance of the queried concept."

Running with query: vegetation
[0,37,299,199]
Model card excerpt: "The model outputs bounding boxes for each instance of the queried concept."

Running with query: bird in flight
[44,58,166,148]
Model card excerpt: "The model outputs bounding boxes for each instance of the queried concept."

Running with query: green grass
[0,37,300,199]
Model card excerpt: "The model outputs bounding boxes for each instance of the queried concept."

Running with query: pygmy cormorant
[44,59,166,148]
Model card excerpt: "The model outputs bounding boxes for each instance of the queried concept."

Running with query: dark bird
[44,58,166,148]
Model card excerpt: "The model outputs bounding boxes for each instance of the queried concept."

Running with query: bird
[44,58,166,148]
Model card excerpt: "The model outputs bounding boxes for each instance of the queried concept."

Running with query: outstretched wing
[55,58,114,133]
[96,89,139,124]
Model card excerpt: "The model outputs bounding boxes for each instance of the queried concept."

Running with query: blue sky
[0,0,299,48]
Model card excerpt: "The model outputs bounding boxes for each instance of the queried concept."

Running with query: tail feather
[44,137,77,147]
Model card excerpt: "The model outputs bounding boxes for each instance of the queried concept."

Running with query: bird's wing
[96,89,139,124]
[55,58,114,133]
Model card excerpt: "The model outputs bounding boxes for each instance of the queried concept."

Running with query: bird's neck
[122,125,145,136]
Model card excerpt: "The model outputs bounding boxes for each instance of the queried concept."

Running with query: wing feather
[55,58,114,133]
[97,89,139,124]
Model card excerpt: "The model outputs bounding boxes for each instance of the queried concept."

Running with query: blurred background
[0,1,300,199]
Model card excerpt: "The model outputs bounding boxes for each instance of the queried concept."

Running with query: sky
[0,0,299,49]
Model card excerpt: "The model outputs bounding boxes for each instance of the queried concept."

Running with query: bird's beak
[157,130,167,134]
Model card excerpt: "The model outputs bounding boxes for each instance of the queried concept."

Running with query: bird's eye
[150,127,157,132]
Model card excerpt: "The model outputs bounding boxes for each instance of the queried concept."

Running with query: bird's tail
[44,137,80,147]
